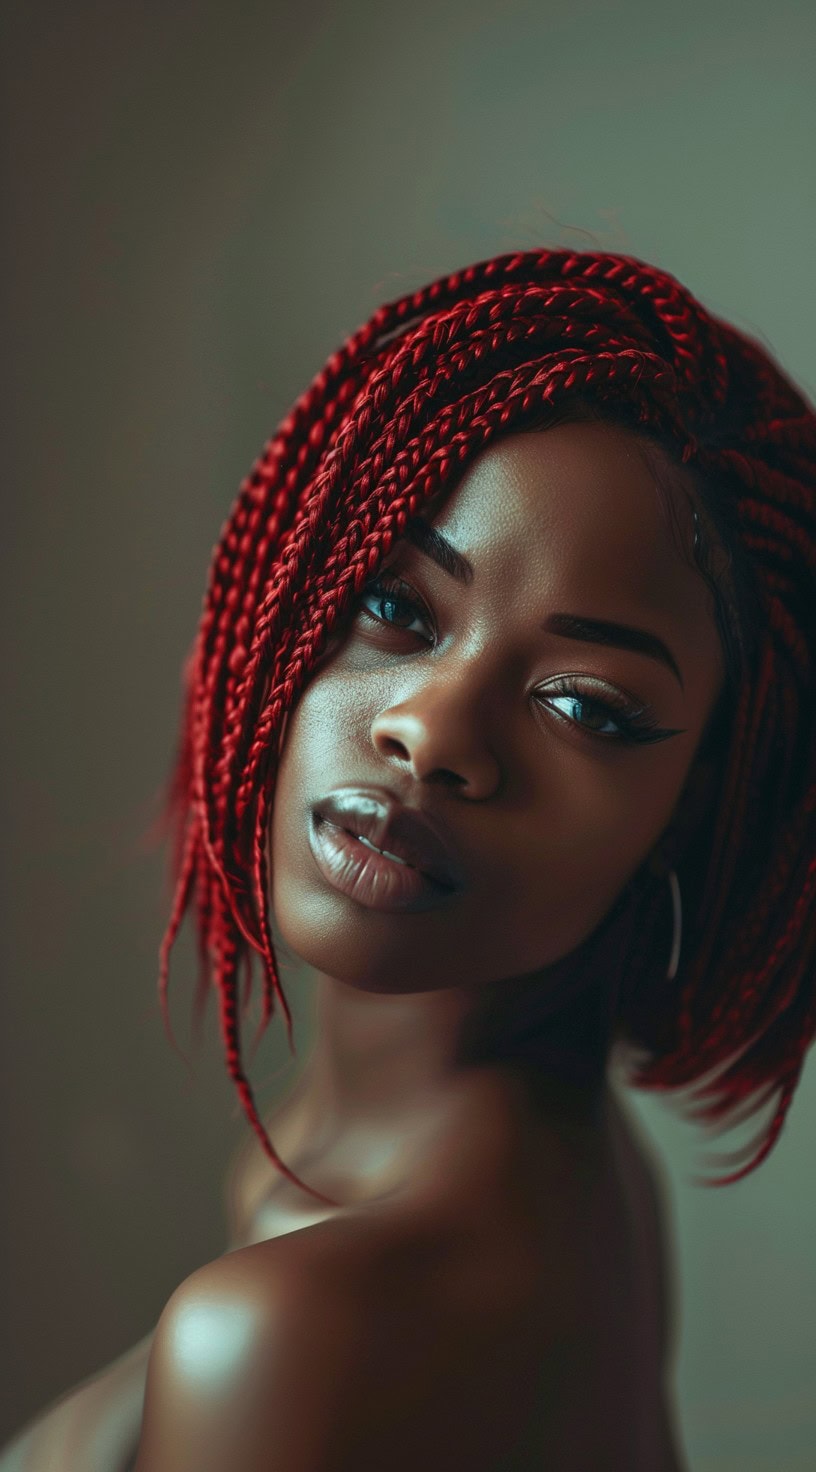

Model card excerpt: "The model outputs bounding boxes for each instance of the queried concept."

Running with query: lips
[312,787,465,891]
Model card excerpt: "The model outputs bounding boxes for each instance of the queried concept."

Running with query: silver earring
[666,868,682,980]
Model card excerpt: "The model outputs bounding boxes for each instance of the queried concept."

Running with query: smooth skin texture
[265,418,723,1160]
[139,422,725,1470]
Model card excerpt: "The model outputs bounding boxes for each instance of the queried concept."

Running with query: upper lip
[312,787,465,891]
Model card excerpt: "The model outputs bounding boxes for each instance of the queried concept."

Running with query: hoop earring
[666,868,682,980]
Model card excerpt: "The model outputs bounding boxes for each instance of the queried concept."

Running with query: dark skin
[8,420,725,1471]
[127,418,727,1471]
[263,418,725,1201]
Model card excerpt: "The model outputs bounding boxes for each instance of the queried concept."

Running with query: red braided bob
[154,250,816,1202]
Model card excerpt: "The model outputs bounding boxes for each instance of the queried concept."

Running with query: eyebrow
[401,515,685,690]
[403,516,475,586]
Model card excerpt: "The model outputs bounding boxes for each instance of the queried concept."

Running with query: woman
[4,249,814,1470]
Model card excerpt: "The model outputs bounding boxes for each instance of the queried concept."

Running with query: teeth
[355,833,414,867]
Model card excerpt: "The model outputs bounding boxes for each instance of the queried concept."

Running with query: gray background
[3,1,815,1467]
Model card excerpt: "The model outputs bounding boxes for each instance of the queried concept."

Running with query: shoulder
[132,1201,564,1472]
[133,1228,381,1472]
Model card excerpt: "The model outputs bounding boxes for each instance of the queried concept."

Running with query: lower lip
[308,815,455,912]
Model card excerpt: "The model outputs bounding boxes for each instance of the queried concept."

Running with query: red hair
[152,250,816,1202]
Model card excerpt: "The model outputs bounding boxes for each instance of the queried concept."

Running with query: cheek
[273,672,344,793]
[267,673,355,904]
[494,756,688,964]
[270,623,353,762]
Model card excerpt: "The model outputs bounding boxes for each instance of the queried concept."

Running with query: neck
[280,969,611,1175]
[290,976,476,1134]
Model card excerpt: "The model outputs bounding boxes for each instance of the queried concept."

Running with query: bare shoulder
[134,1197,567,1472]
[133,1228,373,1472]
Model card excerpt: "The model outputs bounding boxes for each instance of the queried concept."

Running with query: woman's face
[269,420,724,997]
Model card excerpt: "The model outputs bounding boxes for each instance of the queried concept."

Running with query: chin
[271,914,451,997]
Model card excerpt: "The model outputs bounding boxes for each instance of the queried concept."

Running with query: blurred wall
[2,1,815,1466]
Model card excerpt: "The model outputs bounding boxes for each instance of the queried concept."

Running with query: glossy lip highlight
[308,817,454,912]
[311,787,465,891]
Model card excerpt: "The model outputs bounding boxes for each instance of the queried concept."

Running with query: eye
[357,574,432,639]
[536,677,680,746]
[357,575,684,748]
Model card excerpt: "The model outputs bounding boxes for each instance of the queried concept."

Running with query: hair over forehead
[153,249,816,1201]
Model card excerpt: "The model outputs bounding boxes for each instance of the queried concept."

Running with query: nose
[370,672,502,796]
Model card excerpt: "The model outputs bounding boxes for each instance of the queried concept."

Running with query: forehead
[421,420,702,620]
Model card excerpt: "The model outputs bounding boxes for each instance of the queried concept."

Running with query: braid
[151,249,816,1201]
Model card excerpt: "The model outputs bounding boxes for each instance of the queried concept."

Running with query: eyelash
[358,573,676,747]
